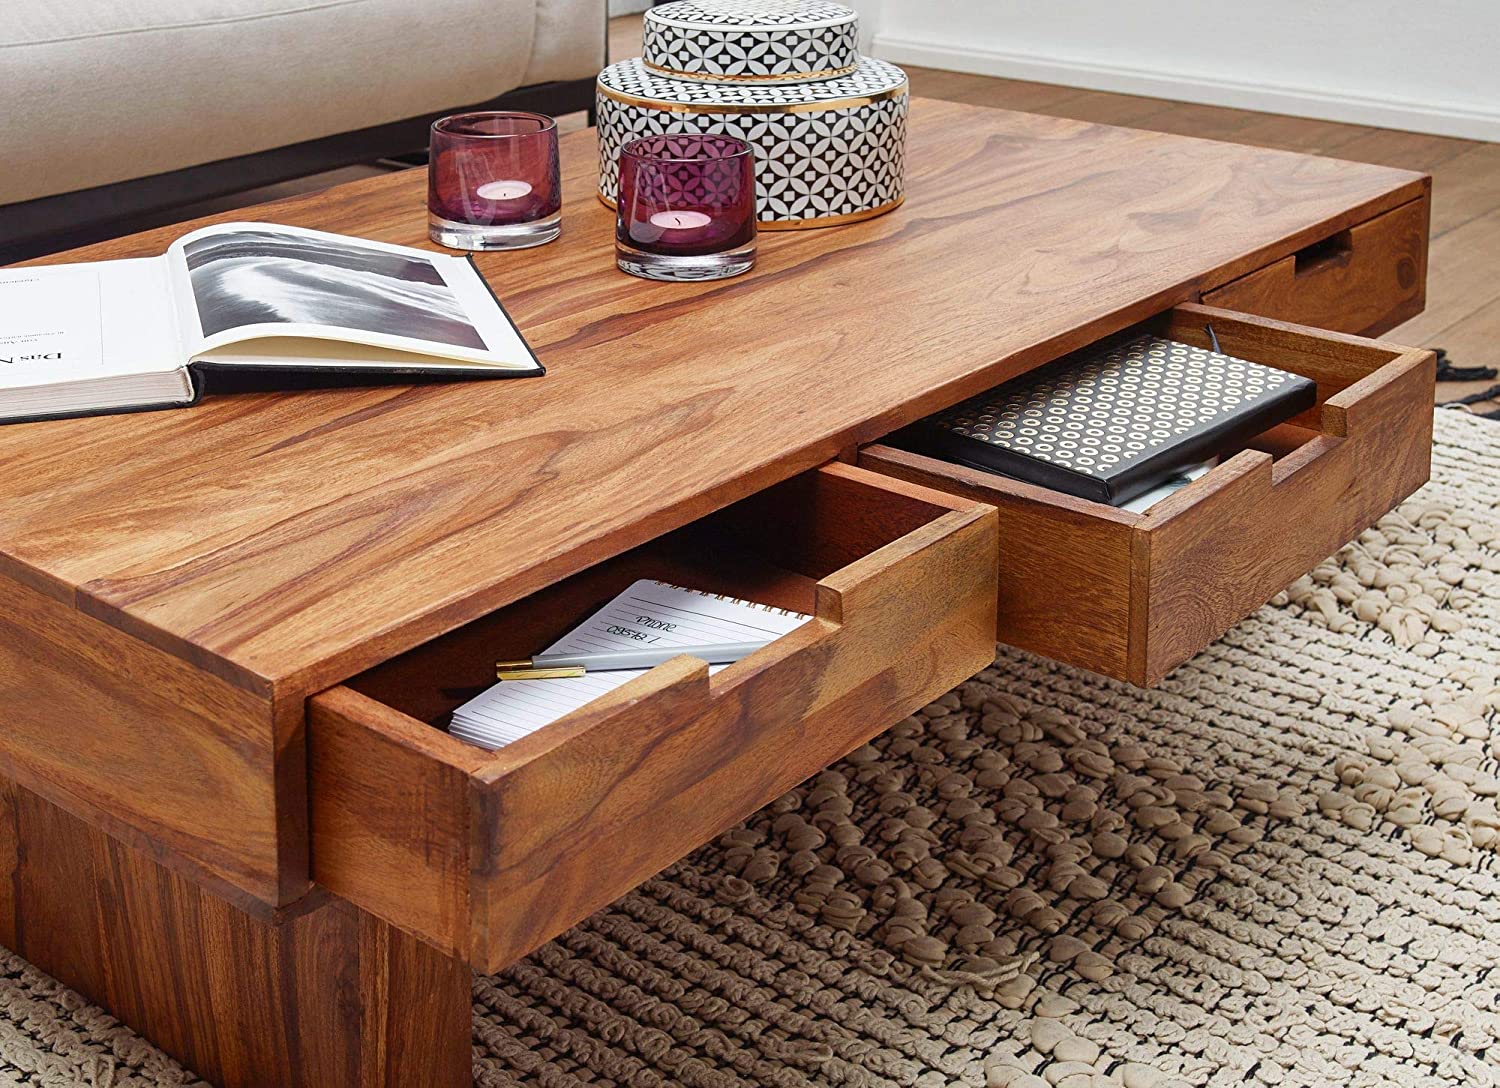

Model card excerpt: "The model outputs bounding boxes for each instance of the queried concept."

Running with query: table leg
[0,779,472,1088]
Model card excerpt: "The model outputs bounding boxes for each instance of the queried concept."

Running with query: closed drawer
[860,303,1435,687]
[1201,196,1428,337]
[307,463,997,968]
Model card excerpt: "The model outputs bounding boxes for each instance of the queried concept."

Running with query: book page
[449,581,811,750]
[164,223,539,371]
[0,259,181,390]
[537,580,810,658]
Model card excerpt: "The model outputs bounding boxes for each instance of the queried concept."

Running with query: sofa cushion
[525,0,604,85]
[0,0,604,205]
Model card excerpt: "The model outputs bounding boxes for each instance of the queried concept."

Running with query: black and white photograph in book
[182,230,488,350]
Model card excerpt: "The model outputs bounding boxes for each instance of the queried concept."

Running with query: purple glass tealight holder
[428,111,561,251]
[615,134,757,281]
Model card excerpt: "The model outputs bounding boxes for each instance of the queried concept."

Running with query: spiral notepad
[449,580,809,750]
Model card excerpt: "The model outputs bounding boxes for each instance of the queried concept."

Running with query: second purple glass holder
[615,134,757,282]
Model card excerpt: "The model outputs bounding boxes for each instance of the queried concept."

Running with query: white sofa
[0,0,605,252]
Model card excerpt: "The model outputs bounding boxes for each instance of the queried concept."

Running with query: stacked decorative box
[596,0,908,229]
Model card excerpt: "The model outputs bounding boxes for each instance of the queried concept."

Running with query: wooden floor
[606,16,1500,407]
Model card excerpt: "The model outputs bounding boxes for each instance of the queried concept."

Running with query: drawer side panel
[858,445,1137,680]
[308,686,477,955]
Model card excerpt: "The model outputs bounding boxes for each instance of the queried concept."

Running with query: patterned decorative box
[597,0,907,230]
[893,334,1318,506]
[642,0,859,84]
[597,56,906,228]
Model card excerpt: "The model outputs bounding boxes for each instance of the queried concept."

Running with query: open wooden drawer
[307,463,997,968]
[860,303,1436,687]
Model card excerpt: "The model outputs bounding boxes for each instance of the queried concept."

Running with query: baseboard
[872,35,1500,142]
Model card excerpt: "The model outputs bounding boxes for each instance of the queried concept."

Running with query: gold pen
[495,639,768,680]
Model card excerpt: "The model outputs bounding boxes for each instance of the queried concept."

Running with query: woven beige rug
[3,409,1498,1088]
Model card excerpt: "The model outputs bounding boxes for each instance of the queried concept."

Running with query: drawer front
[1201,196,1429,337]
[860,304,1435,686]
[308,463,998,969]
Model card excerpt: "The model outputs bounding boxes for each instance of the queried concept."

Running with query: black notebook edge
[895,373,1318,507]
[467,254,546,377]
[1108,375,1317,505]
[189,359,535,395]
[891,421,1116,503]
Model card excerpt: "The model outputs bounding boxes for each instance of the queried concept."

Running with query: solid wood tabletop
[0,98,1427,698]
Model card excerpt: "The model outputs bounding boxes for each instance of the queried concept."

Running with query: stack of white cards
[449,579,808,750]
[1118,461,1216,512]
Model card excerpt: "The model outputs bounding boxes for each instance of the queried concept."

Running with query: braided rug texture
[2,409,1498,1088]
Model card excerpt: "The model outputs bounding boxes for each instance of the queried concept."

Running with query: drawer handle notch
[1294,230,1353,277]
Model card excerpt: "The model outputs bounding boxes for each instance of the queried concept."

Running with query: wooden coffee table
[0,99,1434,1087]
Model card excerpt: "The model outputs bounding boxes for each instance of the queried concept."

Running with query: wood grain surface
[860,304,1435,685]
[309,464,999,968]
[0,98,1427,702]
[0,779,471,1088]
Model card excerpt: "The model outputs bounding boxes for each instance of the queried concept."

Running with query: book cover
[895,333,1317,506]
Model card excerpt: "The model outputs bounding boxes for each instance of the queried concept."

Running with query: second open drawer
[306,463,997,969]
[860,303,1435,686]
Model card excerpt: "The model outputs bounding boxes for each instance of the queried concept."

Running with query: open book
[0,222,542,425]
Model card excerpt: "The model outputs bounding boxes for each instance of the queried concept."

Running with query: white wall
[843,0,885,51]
[869,0,1500,141]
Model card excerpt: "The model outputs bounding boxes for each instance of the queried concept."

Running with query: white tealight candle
[649,210,713,230]
[476,179,533,201]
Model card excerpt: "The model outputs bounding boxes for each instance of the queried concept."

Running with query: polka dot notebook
[897,333,1317,506]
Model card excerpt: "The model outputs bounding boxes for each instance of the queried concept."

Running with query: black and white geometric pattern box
[596,55,908,228]
[642,0,860,84]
